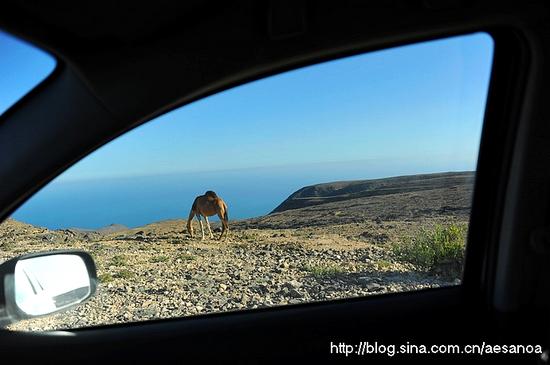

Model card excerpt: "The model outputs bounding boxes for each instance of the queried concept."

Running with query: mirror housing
[0,250,97,327]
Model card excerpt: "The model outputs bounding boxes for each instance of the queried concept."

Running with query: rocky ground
[0,214,464,332]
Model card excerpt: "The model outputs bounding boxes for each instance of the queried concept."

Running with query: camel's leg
[197,215,205,240]
[204,216,214,239]
[187,208,196,238]
[217,212,229,241]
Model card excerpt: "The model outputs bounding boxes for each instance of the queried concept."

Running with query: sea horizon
[10,162,476,230]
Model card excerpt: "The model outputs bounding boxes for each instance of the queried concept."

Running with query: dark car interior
[0,0,549,362]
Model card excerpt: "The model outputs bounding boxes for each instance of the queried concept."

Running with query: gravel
[0,217,462,332]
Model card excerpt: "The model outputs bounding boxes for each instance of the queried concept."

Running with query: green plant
[89,245,104,264]
[110,255,127,267]
[303,263,346,277]
[375,259,393,270]
[114,269,134,279]
[1,241,15,251]
[150,255,169,263]
[177,253,195,261]
[240,232,256,240]
[98,273,113,283]
[392,223,467,276]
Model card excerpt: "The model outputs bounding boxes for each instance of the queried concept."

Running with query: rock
[359,231,389,244]
[366,283,383,292]
[288,289,303,299]
[286,280,302,289]
[39,233,56,242]
[253,284,268,294]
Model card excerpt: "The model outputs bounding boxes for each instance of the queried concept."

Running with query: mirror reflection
[14,254,91,316]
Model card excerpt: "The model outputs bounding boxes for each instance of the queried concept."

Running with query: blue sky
[4,31,494,228]
[2,31,493,182]
[0,31,56,114]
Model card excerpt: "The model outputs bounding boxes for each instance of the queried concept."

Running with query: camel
[186,191,229,240]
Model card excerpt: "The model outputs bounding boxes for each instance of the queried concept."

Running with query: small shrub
[150,255,169,263]
[232,242,248,249]
[98,273,113,283]
[375,259,393,270]
[110,255,127,267]
[177,253,195,261]
[241,232,257,240]
[392,223,467,277]
[1,242,15,251]
[303,263,346,277]
[114,269,134,279]
[89,246,104,265]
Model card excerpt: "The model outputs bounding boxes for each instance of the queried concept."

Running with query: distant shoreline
[8,170,475,232]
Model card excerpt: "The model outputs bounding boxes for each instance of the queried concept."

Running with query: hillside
[228,171,475,230]
[271,171,474,214]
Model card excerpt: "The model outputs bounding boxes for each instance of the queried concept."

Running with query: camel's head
[205,190,218,199]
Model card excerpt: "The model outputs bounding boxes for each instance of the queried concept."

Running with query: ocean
[10,160,475,230]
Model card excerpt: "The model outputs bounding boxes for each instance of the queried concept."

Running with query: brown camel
[186,191,229,240]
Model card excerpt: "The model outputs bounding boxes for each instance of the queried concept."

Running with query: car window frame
[0,25,533,329]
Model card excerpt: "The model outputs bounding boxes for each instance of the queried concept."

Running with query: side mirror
[0,250,97,326]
